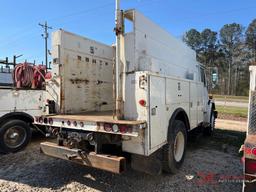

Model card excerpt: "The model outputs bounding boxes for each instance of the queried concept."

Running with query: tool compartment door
[149,75,167,150]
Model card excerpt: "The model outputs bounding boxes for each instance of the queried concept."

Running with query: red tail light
[48,118,53,125]
[103,124,133,134]
[245,146,251,155]
[244,146,256,156]
[43,118,48,124]
[104,123,112,132]
[252,148,256,156]
[139,99,146,107]
[245,159,256,174]
[119,125,127,133]
[39,117,43,123]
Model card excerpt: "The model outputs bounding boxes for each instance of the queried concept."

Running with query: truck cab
[34,8,217,174]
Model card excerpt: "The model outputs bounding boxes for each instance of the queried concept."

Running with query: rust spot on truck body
[70,78,90,84]
[70,78,111,85]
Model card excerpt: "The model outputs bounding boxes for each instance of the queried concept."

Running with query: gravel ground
[0,130,244,192]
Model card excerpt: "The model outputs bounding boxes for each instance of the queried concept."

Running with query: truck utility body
[0,60,54,153]
[36,8,216,174]
[0,88,46,117]
[0,86,49,153]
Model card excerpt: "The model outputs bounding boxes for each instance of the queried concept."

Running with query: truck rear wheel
[163,120,187,173]
[0,120,31,153]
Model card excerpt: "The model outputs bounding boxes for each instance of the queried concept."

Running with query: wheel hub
[174,131,185,162]
[9,132,19,139]
[3,127,26,149]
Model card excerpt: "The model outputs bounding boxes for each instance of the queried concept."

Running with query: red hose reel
[13,62,50,89]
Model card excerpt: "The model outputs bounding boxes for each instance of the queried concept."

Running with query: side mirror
[211,67,218,88]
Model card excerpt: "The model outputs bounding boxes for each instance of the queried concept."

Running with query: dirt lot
[0,126,245,192]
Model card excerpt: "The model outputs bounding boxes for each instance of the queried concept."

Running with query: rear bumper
[40,142,126,174]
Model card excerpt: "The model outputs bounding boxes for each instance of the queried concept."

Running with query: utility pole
[39,21,52,71]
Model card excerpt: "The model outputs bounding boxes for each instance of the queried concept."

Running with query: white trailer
[35,7,217,174]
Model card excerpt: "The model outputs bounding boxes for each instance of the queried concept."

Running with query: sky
[0,0,255,64]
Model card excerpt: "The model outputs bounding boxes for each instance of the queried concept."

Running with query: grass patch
[216,105,248,118]
[213,94,248,102]
[188,128,246,151]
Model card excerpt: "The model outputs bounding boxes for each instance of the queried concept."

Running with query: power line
[0,29,39,49]
[0,2,114,47]
[0,0,157,47]
[48,2,114,23]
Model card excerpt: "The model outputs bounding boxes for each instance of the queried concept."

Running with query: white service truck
[0,87,48,153]
[0,64,55,153]
[35,6,217,174]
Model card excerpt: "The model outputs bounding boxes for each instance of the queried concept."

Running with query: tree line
[183,19,256,96]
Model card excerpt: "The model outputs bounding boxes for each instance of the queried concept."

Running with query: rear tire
[163,120,187,174]
[0,120,31,153]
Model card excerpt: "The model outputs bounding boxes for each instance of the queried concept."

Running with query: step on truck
[35,2,217,174]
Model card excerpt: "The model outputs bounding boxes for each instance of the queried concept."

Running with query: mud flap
[131,152,162,175]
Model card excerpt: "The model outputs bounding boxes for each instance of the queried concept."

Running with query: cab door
[197,67,207,123]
